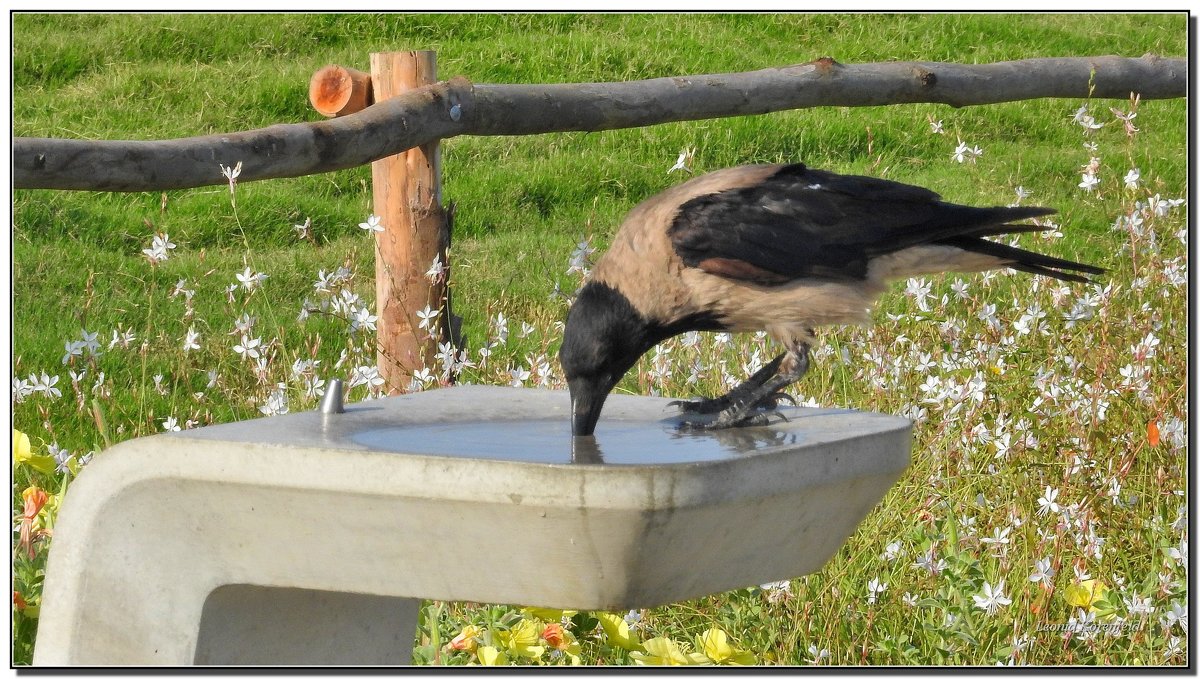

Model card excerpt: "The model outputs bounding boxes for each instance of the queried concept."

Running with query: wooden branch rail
[14,55,1186,193]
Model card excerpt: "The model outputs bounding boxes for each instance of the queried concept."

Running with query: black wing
[667,163,1097,283]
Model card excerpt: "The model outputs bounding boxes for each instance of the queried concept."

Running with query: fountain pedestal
[33,385,910,665]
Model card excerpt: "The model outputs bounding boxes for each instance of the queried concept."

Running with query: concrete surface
[33,385,911,665]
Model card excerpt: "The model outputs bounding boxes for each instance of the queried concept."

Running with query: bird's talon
[732,412,772,428]
[759,391,797,410]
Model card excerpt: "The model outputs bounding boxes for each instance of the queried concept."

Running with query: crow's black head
[559,281,653,437]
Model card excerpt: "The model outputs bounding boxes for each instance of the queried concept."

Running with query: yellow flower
[1066,579,1118,621]
[12,429,55,475]
[629,636,709,665]
[1064,579,1108,610]
[496,618,545,660]
[476,645,509,666]
[14,429,30,462]
[447,624,481,653]
[596,611,643,651]
[697,628,755,665]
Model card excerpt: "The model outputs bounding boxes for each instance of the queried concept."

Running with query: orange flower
[13,591,28,611]
[22,487,49,521]
[542,622,568,650]
[538,622,582,665]
[18,487,49,559]
[1147,419,1160,447]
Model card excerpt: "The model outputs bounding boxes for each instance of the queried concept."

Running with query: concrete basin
[34,385,910,665]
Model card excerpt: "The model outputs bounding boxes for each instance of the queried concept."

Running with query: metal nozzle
[319,378,345,414]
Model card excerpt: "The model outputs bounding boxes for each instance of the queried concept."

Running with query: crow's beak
[569,377,608,437]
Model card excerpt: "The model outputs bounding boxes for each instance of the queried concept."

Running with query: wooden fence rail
[13,52,1187,391]
[14,55,1186,193]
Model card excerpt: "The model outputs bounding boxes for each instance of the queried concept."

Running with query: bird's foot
[670,348,806,432]
[678,408,789,431]
[674,389,795,431]
[669,387,794,415]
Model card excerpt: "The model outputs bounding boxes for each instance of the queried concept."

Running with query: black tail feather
[946,236,1106,284]
[964,223,1053,239]
[864,205,1057,256]
[980,205,1058,222]
[946,206,1057,240]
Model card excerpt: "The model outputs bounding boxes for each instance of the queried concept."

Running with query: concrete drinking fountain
[33,384,911,665]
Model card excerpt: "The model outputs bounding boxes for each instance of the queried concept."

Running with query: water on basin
[350,417,805,465]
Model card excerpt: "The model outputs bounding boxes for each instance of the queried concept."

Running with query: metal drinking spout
[320,378,345,414]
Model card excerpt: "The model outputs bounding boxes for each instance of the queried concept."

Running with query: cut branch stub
[309,65,373,117]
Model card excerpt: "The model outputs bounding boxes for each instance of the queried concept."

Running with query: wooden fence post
[369,50,451,394]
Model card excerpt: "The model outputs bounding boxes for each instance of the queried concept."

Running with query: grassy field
[11,13,1188,665]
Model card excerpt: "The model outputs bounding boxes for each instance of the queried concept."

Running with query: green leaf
[571,612,599,634]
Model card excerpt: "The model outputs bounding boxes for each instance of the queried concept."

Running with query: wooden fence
[13,53,1187,392]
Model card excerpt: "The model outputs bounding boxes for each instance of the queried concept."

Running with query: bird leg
[679,342,811,431]
[668,353,787,415]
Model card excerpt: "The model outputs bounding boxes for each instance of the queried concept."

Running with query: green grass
[11,12,1188,666]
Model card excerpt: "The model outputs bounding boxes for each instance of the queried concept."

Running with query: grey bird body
[560,163,1102,437]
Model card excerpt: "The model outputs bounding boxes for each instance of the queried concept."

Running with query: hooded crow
[559,163,1104,437]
